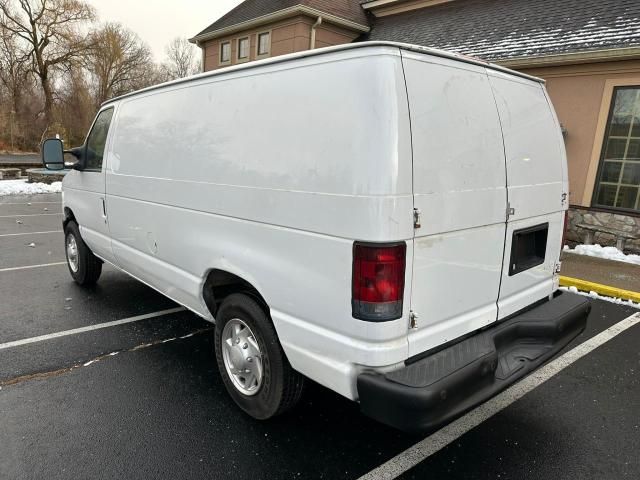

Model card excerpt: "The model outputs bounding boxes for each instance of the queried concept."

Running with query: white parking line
[0,262,67,272]
[0,307,187,351]
[0,213,63,218]
[0,230,61,237]
[358,312,640,480]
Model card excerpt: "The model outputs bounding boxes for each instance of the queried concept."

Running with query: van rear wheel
[214,293,304,419]
[64,221,102,285]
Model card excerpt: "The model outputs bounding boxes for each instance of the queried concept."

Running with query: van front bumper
[357,292,590,433]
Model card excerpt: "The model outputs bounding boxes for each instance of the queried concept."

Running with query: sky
[85,0,243,61]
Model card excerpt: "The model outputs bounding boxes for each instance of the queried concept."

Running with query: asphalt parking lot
[1,191,639,480]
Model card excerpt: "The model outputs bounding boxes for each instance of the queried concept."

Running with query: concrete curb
[559,275,640,303]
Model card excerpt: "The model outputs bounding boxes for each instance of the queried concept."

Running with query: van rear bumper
[357,292,590,433]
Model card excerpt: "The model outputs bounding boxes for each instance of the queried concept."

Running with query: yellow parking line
[559,275,640,303]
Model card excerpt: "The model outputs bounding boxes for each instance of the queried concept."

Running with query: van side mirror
[41,138,65,170]
[67,146,86,171]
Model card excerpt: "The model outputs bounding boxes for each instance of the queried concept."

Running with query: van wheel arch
[63,207,76,229]
[203,269,269,319]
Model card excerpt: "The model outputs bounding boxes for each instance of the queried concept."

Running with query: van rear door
[487,71,567,319]
[401,52,508,357]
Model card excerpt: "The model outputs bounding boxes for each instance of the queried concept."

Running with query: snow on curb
[563,243,640,266]
[0,179,62,196]
[560,286,640,309]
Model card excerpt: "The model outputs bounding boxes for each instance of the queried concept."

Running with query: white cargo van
[42,42,590,432]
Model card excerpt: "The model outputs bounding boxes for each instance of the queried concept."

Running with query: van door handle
[101,197,107,219]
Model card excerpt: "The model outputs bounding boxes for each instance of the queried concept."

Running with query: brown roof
[194,0,369,38]
[366,0,640,61]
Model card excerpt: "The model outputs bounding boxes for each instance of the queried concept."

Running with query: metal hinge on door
[561,192,568,207]
[409,311,419,329]
[506,202,515,221]
[413,208,422,229]
[554,262,562,274]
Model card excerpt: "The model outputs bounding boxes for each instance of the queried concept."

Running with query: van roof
[102,41,543,106]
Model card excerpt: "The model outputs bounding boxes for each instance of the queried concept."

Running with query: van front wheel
[214,293,304,419]
[64,221,102,285]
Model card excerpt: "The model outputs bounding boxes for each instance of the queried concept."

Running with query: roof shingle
[195,0,369,38]
[365,0,640,61]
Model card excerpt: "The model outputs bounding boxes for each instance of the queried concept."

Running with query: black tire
[64,220,102,286]
[214,293,304,419]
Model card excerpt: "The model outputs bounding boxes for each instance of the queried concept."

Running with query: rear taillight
[352,242,406,322]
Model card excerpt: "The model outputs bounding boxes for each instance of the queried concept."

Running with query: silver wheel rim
[221,318,263,396]
[66,234,79,273]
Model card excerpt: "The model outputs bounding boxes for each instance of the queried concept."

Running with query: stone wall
[26,169,66,185]
[0,162,40,174]
[0,168,21,179]
[568,207,640,253]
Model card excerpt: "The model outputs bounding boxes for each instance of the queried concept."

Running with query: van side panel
[104,48,414,399]
[487,71,566,319]
[401,52,508,358]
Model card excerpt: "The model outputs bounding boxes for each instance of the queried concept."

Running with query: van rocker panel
[357,292,590,433]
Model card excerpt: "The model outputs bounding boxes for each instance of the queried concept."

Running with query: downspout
[197,41,205,72]
[310,16,323,49]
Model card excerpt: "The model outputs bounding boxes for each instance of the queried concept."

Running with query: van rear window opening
[508,223,549,276]
[352,242,406,321]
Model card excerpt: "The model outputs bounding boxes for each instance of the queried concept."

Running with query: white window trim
[256,30,272,58]
[219,40,231,66]
[237,36,250,63]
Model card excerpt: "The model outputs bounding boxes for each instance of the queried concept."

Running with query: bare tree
[87,22,154,105]
[57,65,93,144]
[0,0,95,126]
[0,24,30,115]
[163,37,200,80]
[0,23,43,150]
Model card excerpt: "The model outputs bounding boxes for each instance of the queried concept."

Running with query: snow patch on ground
[564,244,640,266]
[561,286,640,309]
[0,179,62,196]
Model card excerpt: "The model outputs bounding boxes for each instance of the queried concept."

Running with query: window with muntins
[238,37,249,59]
[85,108,114,171]
[220,41,231,63]
[594,86,640,212]
[257,32,270,56]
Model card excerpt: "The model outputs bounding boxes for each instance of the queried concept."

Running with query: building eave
[361,0,406,8]
[496,46,640,68]
[362,0,455,17]
[189,5,370,44]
